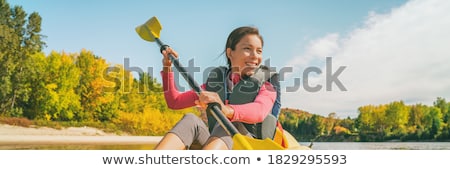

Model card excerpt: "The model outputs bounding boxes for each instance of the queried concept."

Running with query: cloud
[287,33,340,67]
[283,0,450,118]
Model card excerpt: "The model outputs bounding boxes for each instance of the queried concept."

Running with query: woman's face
[227,34,263,77]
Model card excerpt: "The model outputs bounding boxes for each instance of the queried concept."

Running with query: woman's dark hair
[224,26,264,68]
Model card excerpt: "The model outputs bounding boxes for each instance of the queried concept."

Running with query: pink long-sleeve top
[161,71,276,124]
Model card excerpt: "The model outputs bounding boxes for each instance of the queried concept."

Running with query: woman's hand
[161,47,178,72]
[195,91,234,119]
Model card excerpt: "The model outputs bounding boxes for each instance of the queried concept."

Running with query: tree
[39,52,81,121]
[428,107,443,139]
[323,113,337,135]
[0,0,45,116]
[337,116,356,133]
[385,101,409,138]
[21,52,47,119]
[357,104,387,141]
[408,104,428,139]
[310,114,324,137]
[434,97,449,117]
[75,49,119,121]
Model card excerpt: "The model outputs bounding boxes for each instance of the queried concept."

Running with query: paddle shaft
[155,38,239,137]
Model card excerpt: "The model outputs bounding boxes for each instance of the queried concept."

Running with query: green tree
[434,97,449,120]
[428,107,443,139]
[310,114,325,137]
[385,101,409,138]
[0,0,44,116]
[408,104,428,140]
[433,97,450,140]
[337,116,356,133]
[21,52,47,119]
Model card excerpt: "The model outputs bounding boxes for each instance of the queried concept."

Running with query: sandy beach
[0,124,162,145]
[0,124,310,150]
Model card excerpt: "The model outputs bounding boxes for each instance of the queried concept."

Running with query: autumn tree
[385,101,409,138]
[38,52,81,120]
[75,49,119,121]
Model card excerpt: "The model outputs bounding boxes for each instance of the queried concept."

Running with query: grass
[0,117,33,127]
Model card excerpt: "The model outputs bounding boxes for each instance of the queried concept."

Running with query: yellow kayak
[283,130,311,150]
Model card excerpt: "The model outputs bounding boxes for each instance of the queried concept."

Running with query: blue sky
[8,0,450,118]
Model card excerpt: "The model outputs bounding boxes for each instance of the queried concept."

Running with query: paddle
[135,16,284,150]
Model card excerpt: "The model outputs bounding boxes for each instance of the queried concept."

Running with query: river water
[3,142,450,150]
[301,142,450,150]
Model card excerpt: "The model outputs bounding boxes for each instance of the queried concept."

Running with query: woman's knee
[182,113,198,121]
[203,136,231,150]
[170,113,210,148]
[179,113,203,126]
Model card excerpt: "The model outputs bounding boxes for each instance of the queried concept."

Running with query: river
[301,142,450,150]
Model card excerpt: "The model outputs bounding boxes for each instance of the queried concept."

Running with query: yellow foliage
[334,125,351,135]
[45,83,57,90]
[116,105,199,136]
[44,114,51,121]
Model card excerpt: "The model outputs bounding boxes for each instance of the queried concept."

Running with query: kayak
[283,130,311,150]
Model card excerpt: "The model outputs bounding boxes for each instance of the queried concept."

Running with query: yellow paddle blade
[283,130,311,150]
[135,16,162,42]
[232,134,285,150]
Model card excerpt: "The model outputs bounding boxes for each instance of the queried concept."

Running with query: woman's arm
[161,71,207,109]
[228,82,276,124]
[160,47,204,109]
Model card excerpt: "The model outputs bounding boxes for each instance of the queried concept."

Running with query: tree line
[279,97,450,142]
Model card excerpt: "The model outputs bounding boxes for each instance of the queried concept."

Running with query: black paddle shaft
[155,38,239,136]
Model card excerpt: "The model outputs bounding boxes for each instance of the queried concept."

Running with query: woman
[155,26,276,150]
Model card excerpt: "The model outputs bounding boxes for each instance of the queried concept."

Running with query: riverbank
[0,124,162,145]
[0,123,311,150]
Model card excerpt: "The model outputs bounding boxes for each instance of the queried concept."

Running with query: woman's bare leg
[202,137,229,150]
[154,133,186,150]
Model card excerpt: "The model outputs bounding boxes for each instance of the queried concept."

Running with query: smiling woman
[151,25,283,150]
